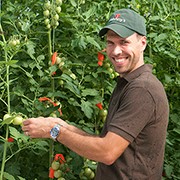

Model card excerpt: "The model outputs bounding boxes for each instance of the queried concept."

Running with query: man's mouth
[114,57,128,64]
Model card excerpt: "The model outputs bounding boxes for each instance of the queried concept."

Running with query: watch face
[50,125,60,140]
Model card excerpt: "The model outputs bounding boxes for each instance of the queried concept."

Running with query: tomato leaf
[86,36,101,49]
[81,88,99,97]
[81,100,93,119]
[3,172,15,180]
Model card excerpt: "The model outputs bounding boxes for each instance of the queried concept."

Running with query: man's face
[106,30,146,77]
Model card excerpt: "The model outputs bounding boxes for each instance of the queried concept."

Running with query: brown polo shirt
[95,64,169,180]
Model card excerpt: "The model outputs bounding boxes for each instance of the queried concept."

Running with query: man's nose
[112,45,122,56]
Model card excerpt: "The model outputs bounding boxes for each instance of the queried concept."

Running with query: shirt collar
[122,64,153,82]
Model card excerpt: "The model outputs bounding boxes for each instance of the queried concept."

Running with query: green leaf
[65,81,81,97]
[164,164,173,178]
[81,88,99,97]
[82,7,95,19]
[0,60,18,66]
[154,33,167,43]
[9,126,29,141]
[164,74,172,83]
[33,140,49,152]
[26,41,35,59]
[21,21,31,32]
[17,177,26,180]
[86,36,101,49]
[0,116,14,126]
[69,0,77,7]
[81,100,93,119]
[3,172,15,180]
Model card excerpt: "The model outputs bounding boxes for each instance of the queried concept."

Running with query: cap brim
[99,24,135,38]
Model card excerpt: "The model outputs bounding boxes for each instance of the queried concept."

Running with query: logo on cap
[109,13,125,23]
[115,14,121,19]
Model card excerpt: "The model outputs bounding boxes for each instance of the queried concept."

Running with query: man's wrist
[50,124,63,141]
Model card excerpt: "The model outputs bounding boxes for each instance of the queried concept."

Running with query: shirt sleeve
[108,86,155,143]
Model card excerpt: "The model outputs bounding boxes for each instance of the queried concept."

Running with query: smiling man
[22,9,169,180]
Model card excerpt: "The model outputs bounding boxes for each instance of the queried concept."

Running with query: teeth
[115,59,124,63]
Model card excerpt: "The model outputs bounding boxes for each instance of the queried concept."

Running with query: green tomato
[12,115,23,125]
[3,114,14,124]
[44,1,51,9]
[84,167,92,177]
[43,10,50,17]
[56,6,61,13]
[57,177,65,180]
[54,170,62,178]
[56,57,61,64]
[89,171,95,179]
[110,73,115,79]
[46,24,51,29]
[16,39,20,45]
[3,114,12,121]
[50,112,57,118]
[9,40,17,46]
[44,18,50,25]
[51,161,60,170]
[107,67,114,73]
[104,62,111,68]
[56,0,62,5]
[99,109,108,117]
[58,79,64,86]
[53,14,59,21]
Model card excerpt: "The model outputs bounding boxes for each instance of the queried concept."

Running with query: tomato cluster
[79,159,96,180]
[2,113,25,126]
[79,167,95,180]
[50,51,77,87]
[8,35,20,47]
[43,0,63,29]
[50,154,67,179]
[103,62,119,79]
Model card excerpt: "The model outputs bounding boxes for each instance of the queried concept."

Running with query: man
[22,9,169,179]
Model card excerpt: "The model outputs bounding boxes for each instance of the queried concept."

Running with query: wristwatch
[50,124,62,141]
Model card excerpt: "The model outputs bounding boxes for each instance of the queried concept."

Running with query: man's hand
[22,117,68,138]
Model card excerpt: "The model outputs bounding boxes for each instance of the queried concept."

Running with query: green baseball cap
[99,8,146,38]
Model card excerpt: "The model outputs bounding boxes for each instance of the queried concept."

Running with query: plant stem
[47,28,55,180]
[0,22,11,180]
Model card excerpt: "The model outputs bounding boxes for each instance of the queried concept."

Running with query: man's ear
[141,36,147,51]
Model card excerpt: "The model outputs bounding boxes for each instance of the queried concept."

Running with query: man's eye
[121,40,128,44]
[107,41,113,45]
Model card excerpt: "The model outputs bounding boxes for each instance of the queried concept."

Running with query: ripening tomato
[12,115,24,125]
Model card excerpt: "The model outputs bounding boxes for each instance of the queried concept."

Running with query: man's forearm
[67,124,93,136]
